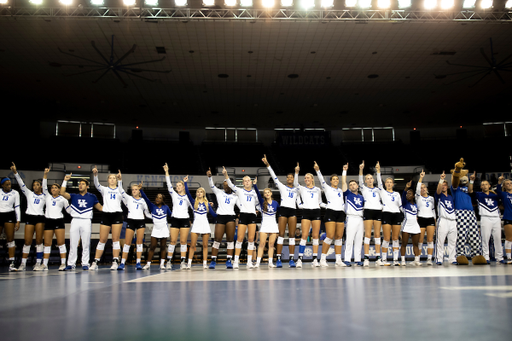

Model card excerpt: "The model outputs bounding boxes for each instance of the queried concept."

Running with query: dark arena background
[1,1,512,340]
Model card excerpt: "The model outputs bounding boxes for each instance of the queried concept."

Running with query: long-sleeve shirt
[359,174,382,210]
[42,179,69,219]
[377,173,401,213]
[118,181,150,220]
[208,177,238,216]
[496,184,512,221]
[15,173,46,216]
[267,166,301,209]
[316,170,344,212]
[293,173,325,210]
[140,189,172,228]
[225,177,259,214]
[0,188,21,221]
[184,183,217,219]
[94,176,122,213]
[165,175,192,219]
[254,184,279,225]
[415,181,436,219]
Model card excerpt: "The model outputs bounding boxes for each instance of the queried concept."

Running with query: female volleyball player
[416,170,436,265]
[497,174,512,264]
[1,172,20,272]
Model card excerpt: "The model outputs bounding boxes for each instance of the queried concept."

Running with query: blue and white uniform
[66,190,100,267]
[165,175,193,220]
[254,184,279,234]
[118,182,150,221]
[415,181,436,222]
[435,191,457,264]
[475,191,502,261]
[185,183,217,234]
[496,184,512,222]
[268,166,301,211]
[344,190,365,263]
[42,179,69,220]
[359,174,382,219]
[401,192,420,234]
[316,169,345,216]
[14,172,46,221]
[141,190,172,239]
[208,176,238,217]
[0,187,21,223]
[94,176,122,213]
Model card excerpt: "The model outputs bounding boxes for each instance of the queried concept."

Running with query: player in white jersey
[1,175,21,272]
[469,172,503,263]
[11,163,46,271]
[61,174,102,270]
[314,161,347,267]
[435,172,457,265]
[39,170,70,271]
[184,177,217,269]
[294,162,325,268]
[207,167,238,269]
[117,175,150,271]
[376,162,402,266]
[400,183,422,266]
[254,182,279,268]
[223,166,259,269]
[164,163,193,270]
[359,161,383,267]
[262,155,300,268]
[90,167,124,271]
[416,170,436,265]
[497,175,512,263]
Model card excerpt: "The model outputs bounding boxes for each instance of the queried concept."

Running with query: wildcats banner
[276,131,331,147]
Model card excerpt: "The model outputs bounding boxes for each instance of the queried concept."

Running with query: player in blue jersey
[344,174,365,266]
[140,190,172,270]
[497,174,512,263]
[61,174,103,270]
[450,159,487,265]
[435,172,457,265]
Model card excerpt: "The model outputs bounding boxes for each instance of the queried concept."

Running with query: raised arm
[253,183,264,206]
[92,165,102,191]
[341,163,348,192]
[207,168,222,195]
[314,161,327,189]
[42,169,49,196]
[375,162,383,189]
[294,162,300,187]
[263,155,282,186]
[437,171,446,195]
[60,172,72,201]
[468,171,476,194]
[359,161,365,185]
[451,158,465,190]
[139,189,156,211]
[416,169,425,195]
[12,163,32,197]
[183,177,195,206]
[117,171,129,204]
[223,166,237,192]
[163,163,175,194]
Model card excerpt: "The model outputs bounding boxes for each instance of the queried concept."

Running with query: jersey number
[110,193,116,200]
[34,198,40,204]
[225,198,231,204]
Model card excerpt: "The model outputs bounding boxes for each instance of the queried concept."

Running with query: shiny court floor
[1,262,511,341]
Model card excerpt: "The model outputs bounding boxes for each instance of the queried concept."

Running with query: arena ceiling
[1,6,512,131]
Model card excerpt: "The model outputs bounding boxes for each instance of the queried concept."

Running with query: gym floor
[1,262,511,341]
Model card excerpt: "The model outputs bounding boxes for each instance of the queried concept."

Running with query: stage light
[240,0,252,5]
[506,0,512,8]
[480,0,492,8]
[60,0,72,5]
[345,0,357,7]
[90,0,104,5]
[175,0,187,5]
[301,0,315,9]
[281,0,293,5]
[0,0,9,4]
[29,0,43,4]
[440,0,453,9]
[424,0,437,9]
[225,0,236,5]
[377,0,390,8]
[321,0,334,7]
[398,0,411,7]
[123,0,136,5]
[358,0,372,8]
[145,0,158,6]
[462,0,476,7]
[262,0,275,7]
[203,0,215,5]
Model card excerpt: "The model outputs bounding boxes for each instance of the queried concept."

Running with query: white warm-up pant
[344,215,364,263]
[480,216,503,261]
[68,218,92,266]
[436,218,457,264]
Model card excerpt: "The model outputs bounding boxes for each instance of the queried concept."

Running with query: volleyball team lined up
[1,157,511,272]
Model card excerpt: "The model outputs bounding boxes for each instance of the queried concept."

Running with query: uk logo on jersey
[156,208,164,216]
[267,205,274,213]
[485,198,495,207]
[78,199,87,208]
[445,201,453,209]
[354,198,362,206]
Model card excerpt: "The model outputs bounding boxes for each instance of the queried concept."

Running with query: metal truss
[0,7,511,22]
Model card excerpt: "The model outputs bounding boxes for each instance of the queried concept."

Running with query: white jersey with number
[359,174,382,210]
[225,177,259,214]
[268,166,301,209]
[316,170,344,211]
[294,173,325,210]
[208,177,238,216]
[119,182,150,220]
[165,176,192,219]
[15,173,46,216]
[376,173,401,213]
[415,182,436,219]
[42,179,69,219]
[0,188,21,221]
[94,176,122,213]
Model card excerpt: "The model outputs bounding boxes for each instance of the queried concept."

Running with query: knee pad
[123,244,131,253]
[428,242,434,249]
[97,241,106,251]
[213,241,221,249]
[136,244,143,253]
[248,242,255,251]
[7,241,15,248]
[58,244,67,254]
[364,237,371,245]
[334,239,343,246]
[300,239,307,246]
[277,236,284,245]
[44,246,51,254]
[180,244,187,253]
[288,238,295,246]
[236,241,243,249]
[323,237,333,246]
[312,239,319,246]
[505,241,511,250]
[23,245,31,254]
[168,244,175,253]
[392,240,399,248]
[112,241,121,250]
[374,238,381,245]
[382,240,389,249]
[37,244,44,253]
[227,242,234,250]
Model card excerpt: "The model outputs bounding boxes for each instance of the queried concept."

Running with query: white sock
[247,255,252,263]
[121,258,126,264]
[401,256,405,262]
[136,258,141,264]
[22,258,27,265]
[321,254,327,260]
[43,258,49,266]
[336,254,342,262]
[256,257,261,265]
[160,259,165,265]
[234,255,239,262]
[61,258,66,265]
[415,256,420,262]
[188,259,192,266]
[427,254,432,260]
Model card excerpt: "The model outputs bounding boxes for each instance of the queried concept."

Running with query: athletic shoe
[381,261,391,266]
[39,264,48,271]
[393,261,400,266]
[335,260,345,267]
[247,262,255,269]
[343,261,352,267]
[296,259,303,268]
[90,262,99,270]
[426,259,433,266]
[166,261,172,270]
[226,259,233,269]
[180,260,187,270]
[254,263,260,268]
[486,260,491,264]
[117,263,125,271]
[268,263,276,268]
[110,259,119,270]
[136,263,143,270]
[311,259,319,267]
[209,260,216,269]
[363,259,370,267]
[320,259,329,267]
[289,259,296,268]
[233,260,239,270]
[59,264,67,271]
[499,260,508,264]
[356,261,364,267]
[143,263,151,270]
[9,262,16,272]
[413,260,422,266]
[436,262,443,265]
[33,263,41,271]
[276,259,283,268]
[160,264,166,270]
[401,261,407,266]
[203,263,209,269]
[451,261,458,265]
[64,265,75,271]
[375,259,384,266]
[82,266,89,271]
[17,264,26,272]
